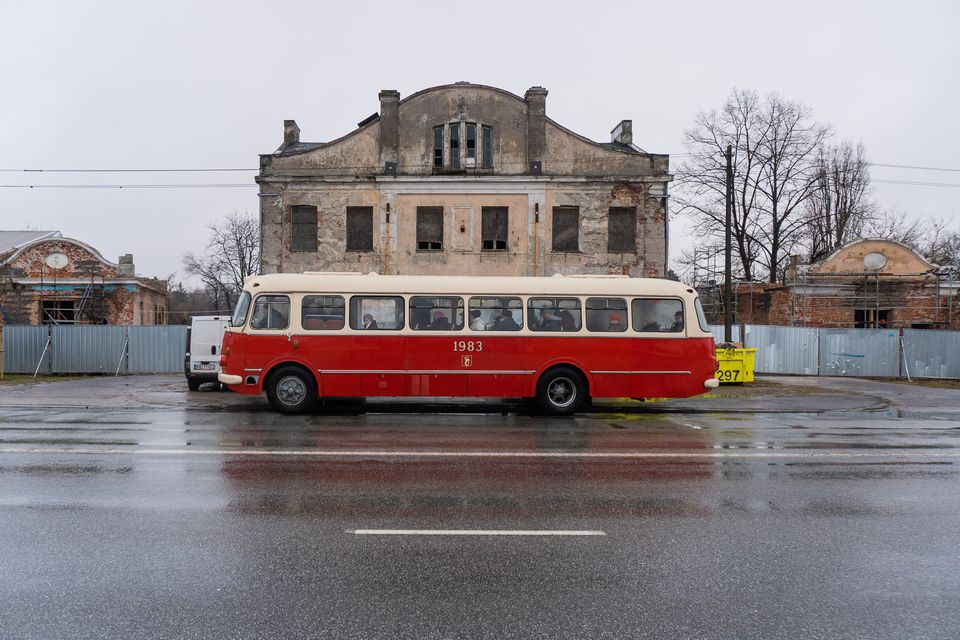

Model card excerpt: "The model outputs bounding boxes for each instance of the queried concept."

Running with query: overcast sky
[2,0,957,284]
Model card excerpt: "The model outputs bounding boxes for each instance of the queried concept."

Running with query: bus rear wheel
[266,366,317,414]
[536,367,586,415]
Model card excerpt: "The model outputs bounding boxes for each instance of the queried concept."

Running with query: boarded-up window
[552,207,579,252]
[346,206,373,251]
[417,206,444,251]
[433,126,443,168]
[608,207,636,252]
[481,207,508,251]
[291,205,317,252]
[481,126,493,169]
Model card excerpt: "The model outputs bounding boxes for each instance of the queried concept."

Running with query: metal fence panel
[902,329,960,379]
[818,328,900,377]
[708,325,741,344]
[128,325,187,373]
[51,325,126,373]
[2,325,51,374]
[745,325,819,375]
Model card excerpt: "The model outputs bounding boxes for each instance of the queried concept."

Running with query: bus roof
[243,273,694,297]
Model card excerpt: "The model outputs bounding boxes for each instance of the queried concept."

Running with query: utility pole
[724,144,733,342]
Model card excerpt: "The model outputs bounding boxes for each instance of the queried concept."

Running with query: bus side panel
[404,336,467,397]
[462,335,533,398]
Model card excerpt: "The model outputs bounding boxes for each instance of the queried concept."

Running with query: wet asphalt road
[1,379,959,639]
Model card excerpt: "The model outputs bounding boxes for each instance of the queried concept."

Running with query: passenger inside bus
[558,309,578,331]
[531,308,561,331]
[361,314,378,330]
[469,309,486,331]
[492,310,520,331]
[607,313,624,331]
[670,310,684,332]
[430,310,452,330]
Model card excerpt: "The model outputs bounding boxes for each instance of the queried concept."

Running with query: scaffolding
[37,261,108,325]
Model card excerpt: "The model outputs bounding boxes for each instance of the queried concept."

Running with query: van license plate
[194,363,216,371]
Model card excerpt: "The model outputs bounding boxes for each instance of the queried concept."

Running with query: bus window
[468,297,522,331]
[250,295,290,330]
[231,291,251,327]
[586,297,627,332]
[632,298,683,333]
[301,295,345,330]
[410,296,464,331]
[528,297,581,332]
[349,296,404,330]
[694,297,710,332]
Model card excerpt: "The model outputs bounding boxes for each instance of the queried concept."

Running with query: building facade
[723,239,959,329]
[257,83,672,278]
[0,231,168,325]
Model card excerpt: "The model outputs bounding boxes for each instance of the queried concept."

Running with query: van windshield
[231,292,251,327]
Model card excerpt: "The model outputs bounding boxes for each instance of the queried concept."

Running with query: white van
[184,315,230,390]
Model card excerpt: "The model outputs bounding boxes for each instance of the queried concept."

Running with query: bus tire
[266,365,317,414]
[536,366,586,415]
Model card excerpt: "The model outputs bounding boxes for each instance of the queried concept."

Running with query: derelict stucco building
[257,83,672,278]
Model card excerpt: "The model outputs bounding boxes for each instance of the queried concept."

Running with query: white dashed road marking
[349,529,606,536]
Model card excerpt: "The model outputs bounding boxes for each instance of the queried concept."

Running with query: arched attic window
[432,122,493,172]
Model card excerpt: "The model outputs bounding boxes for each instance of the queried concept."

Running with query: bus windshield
[231,292,251,327]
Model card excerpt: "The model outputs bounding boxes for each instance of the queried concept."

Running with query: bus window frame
[631,297,686,335]
[300,294,346,332]
[249,294,291,332]
[349,295,406,331]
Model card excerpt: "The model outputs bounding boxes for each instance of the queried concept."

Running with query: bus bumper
[218,373,243,385]
[704,378,720,389]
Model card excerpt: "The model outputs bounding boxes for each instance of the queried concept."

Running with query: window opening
[349,296,405,330]
[608,207,637,252]
[586,297,627,332]
[291,205,318,252]
[552,207,579,252]
[433,126,443,168]
[528,297,581,332]
[468,297,522,331]
[481,207,508,251]
[449,123,460,169]
[632,298,684,333]
[481,125,492,169]
[410,296,464,331]
[250,295,290,330]
[346,206,374,252]
[465,123,476,164]
[416,206,444,251]
[301,295,345,330]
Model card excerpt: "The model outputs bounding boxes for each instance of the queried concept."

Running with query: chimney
[283,120,300,145]
[611,120,632,145]
[378,90,400,174]
[525,86,548,174]
[118,254,135,277]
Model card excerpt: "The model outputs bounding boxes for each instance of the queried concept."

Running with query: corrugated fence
[2,323,957,379]
[713,324,959,378]
[2,325,187,375]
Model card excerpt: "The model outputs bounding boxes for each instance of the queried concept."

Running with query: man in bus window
[670,310,684,332]
[533,307,561,331]
[607,313,624,331]
[492,310,519,331]
[362,314,378,330]
[430,310,452,330]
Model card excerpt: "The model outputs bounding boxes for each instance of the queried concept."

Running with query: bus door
[405,296,467,396]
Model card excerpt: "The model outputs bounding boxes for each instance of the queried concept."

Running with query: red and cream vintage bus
[218,273,719,414]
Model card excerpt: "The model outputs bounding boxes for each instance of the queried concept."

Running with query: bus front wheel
[536,367,586,415]
[266,366,317,414]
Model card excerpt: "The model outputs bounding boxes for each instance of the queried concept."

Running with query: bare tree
[183,212,260,310]
[804,142,874,261]
[676,89,830,283]
[863,208,926,248]
[675,89,766,281]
